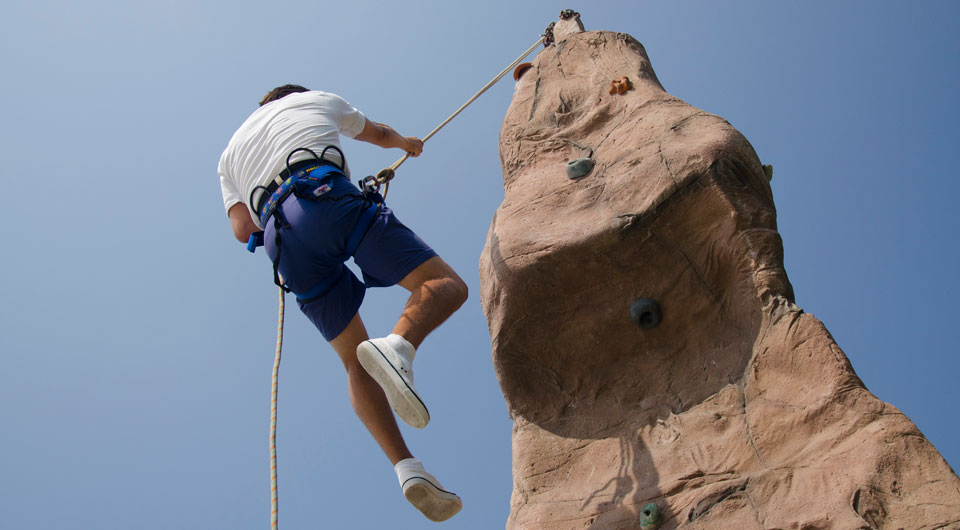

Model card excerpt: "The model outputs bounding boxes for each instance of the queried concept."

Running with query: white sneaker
[395,458,462,522]
[357,337,430,429]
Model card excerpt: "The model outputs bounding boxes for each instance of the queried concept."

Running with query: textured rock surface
[479,28,960,530]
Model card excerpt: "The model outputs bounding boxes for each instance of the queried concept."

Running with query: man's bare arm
[228,203,259,243]
[353,120,423,156]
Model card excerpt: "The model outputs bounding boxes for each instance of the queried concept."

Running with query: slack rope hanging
[270,288,284,530]
[267,34,547,530]
[364,35,547,198]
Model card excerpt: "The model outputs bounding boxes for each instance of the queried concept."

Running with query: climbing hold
[763,164,773,181]
[565,158,595,180]
[513,62,533,81]
[609,76,632,95]
[630,299,662,329]
[639,502,662,528]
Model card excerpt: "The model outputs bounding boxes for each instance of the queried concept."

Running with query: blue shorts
[263,175,437,342]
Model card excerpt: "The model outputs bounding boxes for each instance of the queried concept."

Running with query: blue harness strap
[246,164,345,253]
[247,231,265,252]
[260,165,343,228]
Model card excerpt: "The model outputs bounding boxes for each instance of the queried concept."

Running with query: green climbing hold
[763,164,773,181]
[565,157,595,180]
[639,502,662,528]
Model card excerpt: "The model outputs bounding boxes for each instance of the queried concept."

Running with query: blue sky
[1,1,957,529]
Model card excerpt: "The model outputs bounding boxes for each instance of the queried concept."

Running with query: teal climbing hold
[763,164,773,181]
[565,157,595,179]
[639,502,662,528]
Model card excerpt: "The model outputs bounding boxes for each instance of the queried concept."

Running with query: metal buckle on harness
[359,168,395,195]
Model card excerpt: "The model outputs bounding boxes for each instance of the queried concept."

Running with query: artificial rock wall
[479,21,960,530]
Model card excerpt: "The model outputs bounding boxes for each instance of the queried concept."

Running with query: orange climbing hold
[609,76,632,95]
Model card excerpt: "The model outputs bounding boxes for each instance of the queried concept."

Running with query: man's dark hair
[259,84,309,106]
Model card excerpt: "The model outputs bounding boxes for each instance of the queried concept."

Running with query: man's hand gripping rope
[360,35,547,198]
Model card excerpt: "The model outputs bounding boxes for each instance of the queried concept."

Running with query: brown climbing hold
[609,76,632,95]
[513,62,532,81]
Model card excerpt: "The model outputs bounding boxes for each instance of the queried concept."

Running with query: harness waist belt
[256,162,344,226]
[252,156,344,217]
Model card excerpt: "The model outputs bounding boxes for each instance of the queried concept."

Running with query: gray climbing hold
[639,502,662,528]
[630,298,662,329]
[565,158,595,180]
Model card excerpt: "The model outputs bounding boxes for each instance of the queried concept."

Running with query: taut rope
[368,36,547,198]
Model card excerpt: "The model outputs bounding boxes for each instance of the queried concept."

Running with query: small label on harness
[312,184,332,197]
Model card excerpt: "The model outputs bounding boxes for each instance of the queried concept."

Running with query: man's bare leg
[328,312,413,465]
[345,256,466,520]
[353,256,467,430]
[393,256,468,348]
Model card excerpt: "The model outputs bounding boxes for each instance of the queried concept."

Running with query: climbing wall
[479,22,960,530]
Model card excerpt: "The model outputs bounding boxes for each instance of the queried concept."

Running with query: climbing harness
[247,146,383,298]
[260,32,550,529]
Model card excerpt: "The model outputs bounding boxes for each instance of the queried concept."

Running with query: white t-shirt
[218,90,367,228]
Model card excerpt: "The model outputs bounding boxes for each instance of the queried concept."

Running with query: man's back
[218,91,366,227]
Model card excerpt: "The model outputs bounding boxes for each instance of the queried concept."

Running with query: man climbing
[218,84,467,522]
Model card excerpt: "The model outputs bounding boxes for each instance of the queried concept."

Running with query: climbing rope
[364,35,547,198]
[270,287,284,530]
[267,33,549,530]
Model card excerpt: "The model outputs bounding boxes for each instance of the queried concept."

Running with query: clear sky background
[1,1,957,529]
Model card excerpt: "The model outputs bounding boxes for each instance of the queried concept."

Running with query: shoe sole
[357,341,430,429]
[402,477,462,522]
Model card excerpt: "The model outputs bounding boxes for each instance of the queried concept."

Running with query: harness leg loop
[272,215,291,292]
